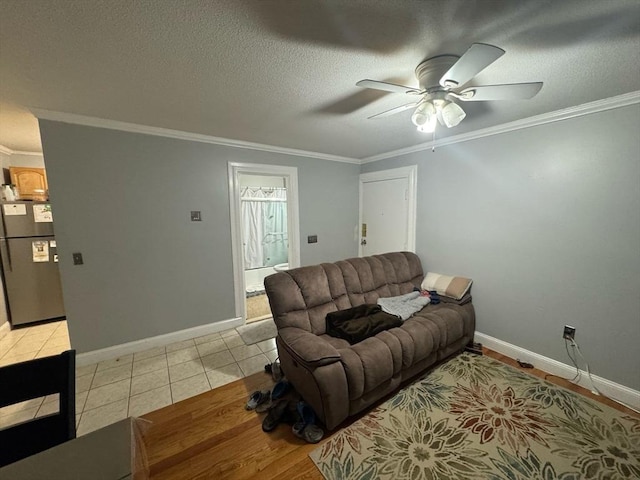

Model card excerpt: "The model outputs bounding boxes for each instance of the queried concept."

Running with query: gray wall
[39,121,359,352]
[362,104,640,390]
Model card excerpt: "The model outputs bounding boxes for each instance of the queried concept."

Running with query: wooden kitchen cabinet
[9,167,48,200]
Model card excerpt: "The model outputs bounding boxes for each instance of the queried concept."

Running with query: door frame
[228,162,301,323]
[358,165,418,256]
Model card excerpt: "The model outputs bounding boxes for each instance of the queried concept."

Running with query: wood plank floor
[139,348,638,479]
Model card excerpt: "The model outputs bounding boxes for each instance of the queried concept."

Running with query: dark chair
[0,349,76,467]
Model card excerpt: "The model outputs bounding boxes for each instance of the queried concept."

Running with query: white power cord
[564,338,639,414]
[564,339,582,383]
[568,338,601,396]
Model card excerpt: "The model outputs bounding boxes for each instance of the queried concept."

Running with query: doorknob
[360,239,367,245]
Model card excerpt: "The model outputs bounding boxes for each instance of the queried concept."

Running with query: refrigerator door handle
[0,239,12,272]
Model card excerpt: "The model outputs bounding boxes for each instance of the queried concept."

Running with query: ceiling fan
[356,43,543,133]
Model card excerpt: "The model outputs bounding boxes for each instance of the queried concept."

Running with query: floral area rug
[309,352,640,480]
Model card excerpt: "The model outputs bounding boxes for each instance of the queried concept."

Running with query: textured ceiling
[1,0,639,159]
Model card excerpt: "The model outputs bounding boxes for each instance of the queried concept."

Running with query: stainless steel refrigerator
[0,201,65,326]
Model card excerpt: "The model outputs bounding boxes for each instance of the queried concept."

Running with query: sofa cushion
[411,306,465,349]
[395,316,439,367]
[338,335,398,400]
[265,264,351,334]
[337,254,422,306]
[336,303,465,400]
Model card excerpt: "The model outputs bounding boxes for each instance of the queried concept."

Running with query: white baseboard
[0,321,10,340]
[76,317,243,366]
[475,332,640,411]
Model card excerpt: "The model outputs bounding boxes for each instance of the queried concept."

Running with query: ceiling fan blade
[457,82,543,101]
[368,102,420,119]
[439,43,505,88]
[356,79,422,95]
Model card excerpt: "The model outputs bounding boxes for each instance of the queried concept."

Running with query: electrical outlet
[563,325,576,340]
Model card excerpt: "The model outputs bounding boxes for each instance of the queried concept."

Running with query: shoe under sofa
[264,251,475,430]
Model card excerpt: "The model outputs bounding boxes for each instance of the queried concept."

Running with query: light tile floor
[0,320,278,436]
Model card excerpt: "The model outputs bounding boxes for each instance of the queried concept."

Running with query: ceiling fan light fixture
[441,101,466,128]
[356,43,542,134]
[411,101,437,132]
[418,122,436,133]
[416,120,436,133]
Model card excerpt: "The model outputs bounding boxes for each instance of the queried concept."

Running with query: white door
[359,166,417,256]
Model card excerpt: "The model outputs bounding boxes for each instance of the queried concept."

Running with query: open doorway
[228,163,300,324]
[240,174,287,323]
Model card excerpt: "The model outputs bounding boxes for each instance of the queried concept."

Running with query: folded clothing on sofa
[421,272,472,300]
[377,291,431,320]
[326,304,402,345]
[440,292,472,305]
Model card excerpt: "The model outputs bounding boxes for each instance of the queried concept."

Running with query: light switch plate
[308,235,318,244]
[190,211,202,221]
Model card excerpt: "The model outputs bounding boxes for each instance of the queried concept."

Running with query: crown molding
[30,108,360,165]
[26,91,640,165]
[361,91,640,164]
[0,144,43,156]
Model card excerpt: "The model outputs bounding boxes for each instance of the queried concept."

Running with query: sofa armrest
[277,327,341,368]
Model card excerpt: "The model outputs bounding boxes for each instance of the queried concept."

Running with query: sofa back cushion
[337,253,422,305]
[265,252,424,335]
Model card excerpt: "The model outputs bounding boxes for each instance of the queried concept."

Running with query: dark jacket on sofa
[326,304,402,344]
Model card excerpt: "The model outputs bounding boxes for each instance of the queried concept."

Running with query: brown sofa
[264,251,475,430]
